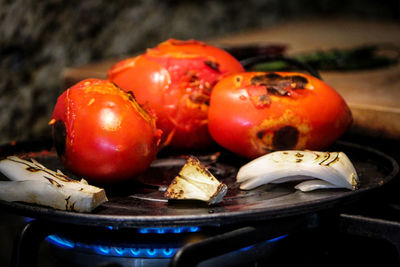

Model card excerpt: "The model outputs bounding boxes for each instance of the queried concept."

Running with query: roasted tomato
[208,72,352,158]
[49,79,162,183]
[107,39,244,149]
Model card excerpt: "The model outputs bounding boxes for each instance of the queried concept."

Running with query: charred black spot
[296,159,303,163]
[114,83,134,99]
[126,91,135,102]
[267,86,289,96]
[250,73,282,84]
[295,152,304,158]
[258,94,270,103]
[290,75,308,89]
[65,195,71,210]
[250,74,269,85]
[204,169,213,177]
[251,74,291,96]
[26,166,40,172]
[319,153,331,166]
[189,92,210,105]
[204,60,220,72]
[251,74,308,95]
[273,126,299,150]
[257,130,266,139]
[55,173,73,182]
[53,121,66,158]
[265,73,282,79]
[187,73,199,83]
[326,153,340,166]
[45,177,62,188]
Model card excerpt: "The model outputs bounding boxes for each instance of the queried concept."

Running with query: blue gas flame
[46,226,288,259]
[138,226,200,234]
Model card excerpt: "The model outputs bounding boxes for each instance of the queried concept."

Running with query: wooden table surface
[63,18,400,140]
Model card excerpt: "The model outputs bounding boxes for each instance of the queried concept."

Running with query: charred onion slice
[164,156,227,204]
[237,150,359,191]
[0,156,107,212]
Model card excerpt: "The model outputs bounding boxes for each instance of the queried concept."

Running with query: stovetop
[0,133,399,267]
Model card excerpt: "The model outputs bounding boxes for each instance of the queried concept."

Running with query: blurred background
[1,0,400,145]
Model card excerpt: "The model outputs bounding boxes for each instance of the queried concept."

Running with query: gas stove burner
[136,226,200,234]
[44,225,288,266]
[46,226,202,259]
[47,234,181,259]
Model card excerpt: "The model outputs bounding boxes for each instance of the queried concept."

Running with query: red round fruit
[208,72,353,158]
[107,39,244,149]
[49,79,162,183]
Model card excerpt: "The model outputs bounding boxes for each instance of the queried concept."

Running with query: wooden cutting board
[63,19,400,140]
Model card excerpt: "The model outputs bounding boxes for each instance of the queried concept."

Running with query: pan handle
[10,219,57,267]
[339,213,400,255]
[168,214,314,267]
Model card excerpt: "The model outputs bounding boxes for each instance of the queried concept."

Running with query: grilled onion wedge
[0,156,107,212]
[237,150,359,191]
[164,156,227,205]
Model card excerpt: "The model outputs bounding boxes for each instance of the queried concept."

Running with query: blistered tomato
[49,79,162,183]
[208,72,352,158]
[108,39,244,149]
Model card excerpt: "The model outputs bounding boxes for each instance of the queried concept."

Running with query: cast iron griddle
[0,140,398,228]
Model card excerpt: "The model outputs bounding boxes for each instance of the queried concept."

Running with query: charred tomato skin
[50,79,162,183]
[208,72,352,159]
[107,39,244,149]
